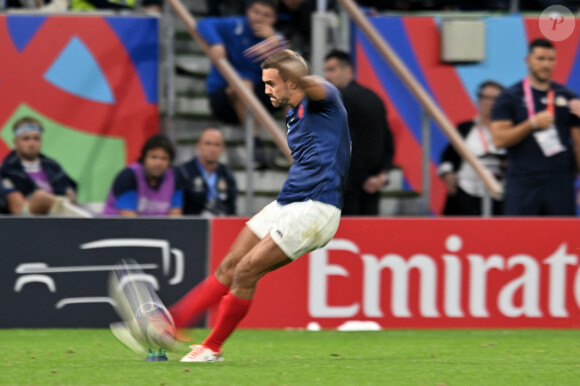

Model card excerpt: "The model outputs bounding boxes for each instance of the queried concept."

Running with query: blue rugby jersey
[277,82,351,209]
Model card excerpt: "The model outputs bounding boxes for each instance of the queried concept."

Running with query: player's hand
[251,23,275,39]
[569,98,580,118]
[532,110,554,130]
[208,44,227,62]
[442,172,457,194]
[363,172,389,194]
[244,35,288,62]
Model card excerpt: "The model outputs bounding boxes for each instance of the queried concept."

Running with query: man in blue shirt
[170,50,351,362]
[199,0,283,124]
[491,38,580,216]
[198,0,285,168]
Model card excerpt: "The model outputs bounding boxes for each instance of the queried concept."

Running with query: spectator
[102,134,182,217]
[324,49,394,216]
[275,0,317,60]
[176,128,237,216]
[0,117,78,215]
[439,80,506,216]
[491,38,580,216]
[198,0,285,168]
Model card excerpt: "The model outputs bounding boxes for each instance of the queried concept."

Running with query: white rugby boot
[180,344,223,362]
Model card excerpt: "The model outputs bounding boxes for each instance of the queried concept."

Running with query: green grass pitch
[1,329,580,385]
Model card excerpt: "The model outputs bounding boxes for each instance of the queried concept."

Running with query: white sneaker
[180,344,223,362]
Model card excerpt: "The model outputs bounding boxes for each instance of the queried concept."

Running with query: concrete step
[174,37,204,54]
[81,192,423,217]
[175,55,211,76]
[172,118,287,142]
[175,96,210,115]
[176,75,207,95]
[177,0,207,15]
[232,167,405,192]
[235,191,423,217]
[175,141,287,167]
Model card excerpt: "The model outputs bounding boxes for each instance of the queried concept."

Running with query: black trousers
[443,186,503,216]
[342,188,380,216]
[503,173,576,216]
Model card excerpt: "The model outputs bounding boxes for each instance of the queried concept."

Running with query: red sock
[203,293,252,352]
[169,275,229,329]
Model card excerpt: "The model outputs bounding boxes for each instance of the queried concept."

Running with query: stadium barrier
[3,217,580,329]
[0,218,208,328]
[209,218,580,329]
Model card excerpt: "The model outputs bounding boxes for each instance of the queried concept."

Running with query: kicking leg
[169,226,260,329]
[202,235,291,352]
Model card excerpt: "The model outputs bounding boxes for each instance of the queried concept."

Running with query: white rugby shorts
[246,200,341,260]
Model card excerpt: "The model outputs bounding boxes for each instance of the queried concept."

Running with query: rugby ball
[135,301,176,349]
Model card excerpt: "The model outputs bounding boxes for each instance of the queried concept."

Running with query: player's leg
[180,201,341,362]
[169,226,260,329]
[181,235,291,362]
[201,236,291,351]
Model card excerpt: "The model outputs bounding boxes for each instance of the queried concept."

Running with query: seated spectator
[198,0,285,168]
[1,117,78,215]
[439,80,506,216]
[176,128,237,216]
[102,134,182,217]
[324,49,394,216]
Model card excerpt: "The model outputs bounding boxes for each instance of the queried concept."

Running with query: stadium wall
[209,218,580,329]
[2,217,580,329]
[0,218,208,328]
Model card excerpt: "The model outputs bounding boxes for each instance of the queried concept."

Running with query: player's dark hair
[528,38,554,53]
[138,134,175,164]
[248,0,278,11]
[324,49,352,67]
[477,80,504,96]
[261,49,309,80]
